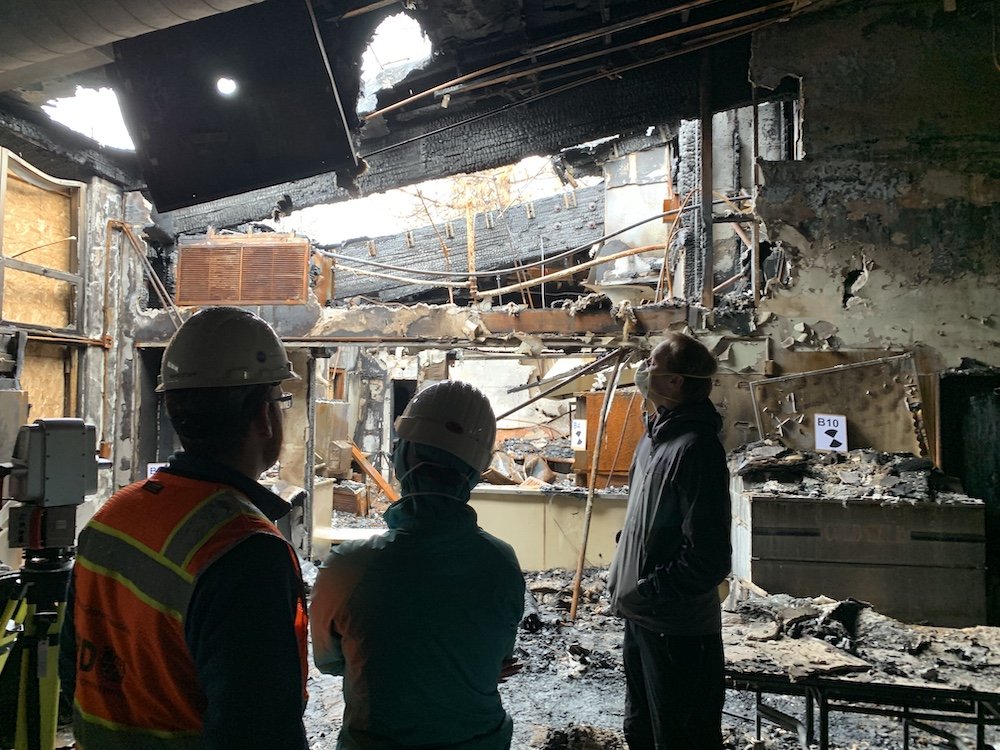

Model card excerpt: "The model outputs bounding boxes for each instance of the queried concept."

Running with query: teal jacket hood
[384,493,478,533]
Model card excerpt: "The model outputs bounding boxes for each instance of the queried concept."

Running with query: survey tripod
[0,419,99,750]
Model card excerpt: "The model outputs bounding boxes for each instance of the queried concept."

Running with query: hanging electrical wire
[441,2,793,101]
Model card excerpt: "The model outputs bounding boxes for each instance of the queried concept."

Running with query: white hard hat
[156,306,297,392]
[395,381,496,472]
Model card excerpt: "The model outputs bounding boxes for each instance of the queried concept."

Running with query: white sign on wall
[146,462,168,478]
[571,419,587,451]
[814,413,848,452]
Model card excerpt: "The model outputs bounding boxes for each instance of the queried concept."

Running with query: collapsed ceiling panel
[110,0,357,211]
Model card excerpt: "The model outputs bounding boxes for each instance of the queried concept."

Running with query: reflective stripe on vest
[73,706,203,750]
[75,490,255,620]
[72,476,307,748]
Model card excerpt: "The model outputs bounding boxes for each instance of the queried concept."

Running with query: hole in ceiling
[42,86,134,150]
[358,12,432,116]
[267,156,597,244]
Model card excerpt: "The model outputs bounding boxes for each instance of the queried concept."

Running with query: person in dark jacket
[60,307,309,750]
[607,332,731,750]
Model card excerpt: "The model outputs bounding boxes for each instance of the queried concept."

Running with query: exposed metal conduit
[0,0,264,90]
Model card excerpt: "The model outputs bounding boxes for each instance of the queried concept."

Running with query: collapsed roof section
[1,0,822,231]
[326,184,605,305]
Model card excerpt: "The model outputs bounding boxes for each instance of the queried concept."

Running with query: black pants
[622,620,725,750]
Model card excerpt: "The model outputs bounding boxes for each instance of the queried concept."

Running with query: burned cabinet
[572,391,645,487]
[730,483,987,627]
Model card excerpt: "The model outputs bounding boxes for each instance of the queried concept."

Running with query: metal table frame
[727,670,1000,750]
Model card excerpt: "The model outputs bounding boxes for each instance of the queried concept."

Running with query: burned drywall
[354,350,390,462]
[80,180,125,496]
[749,0,1000,368]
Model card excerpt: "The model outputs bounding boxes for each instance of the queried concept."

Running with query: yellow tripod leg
[0,583,29,674]
[14,600,64,750]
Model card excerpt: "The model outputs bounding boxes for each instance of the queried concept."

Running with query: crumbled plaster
[514,335,545,357]
[374,349,419,380]
[416,349,448,381]
[310,303,489,341]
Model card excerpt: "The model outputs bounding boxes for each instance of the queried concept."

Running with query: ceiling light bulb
[216,77,238,96]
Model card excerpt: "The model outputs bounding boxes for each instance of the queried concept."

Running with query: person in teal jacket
[310,381,525,750]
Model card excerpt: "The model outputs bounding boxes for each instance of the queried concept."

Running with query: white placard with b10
[814,413,848,452]
[571,419,587,451]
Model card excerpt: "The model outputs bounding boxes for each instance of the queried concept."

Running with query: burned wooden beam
[480,305,687,339]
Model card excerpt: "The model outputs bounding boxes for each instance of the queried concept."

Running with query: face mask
[393,443,480,496]
[634,360,653,400]
[634,359,710,407]
[395,460,438,486]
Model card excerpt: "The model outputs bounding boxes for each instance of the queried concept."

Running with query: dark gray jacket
[607,399,731,635]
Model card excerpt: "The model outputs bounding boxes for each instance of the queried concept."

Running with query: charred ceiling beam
[156,37,753,236]
[364,0,797,127]
[479,305,689,341]
[130,301,688,350]
[296,303,688,348]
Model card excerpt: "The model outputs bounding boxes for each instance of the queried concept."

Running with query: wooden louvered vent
[175,232,311,305]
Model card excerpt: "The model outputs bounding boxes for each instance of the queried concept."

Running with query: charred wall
[749,0,1000,624]
[749,0,1000,369]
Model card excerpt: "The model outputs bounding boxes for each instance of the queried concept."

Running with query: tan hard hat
[395,381,496,472]
[156,306,297,392]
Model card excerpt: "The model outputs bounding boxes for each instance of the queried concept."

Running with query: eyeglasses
[267,392,293,410]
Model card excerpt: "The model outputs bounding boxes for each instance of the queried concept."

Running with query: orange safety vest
[70,473,308,749]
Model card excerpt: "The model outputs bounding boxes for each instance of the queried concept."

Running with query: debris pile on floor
[531,723,625,750]
[730,440,980,505]
[485,438,577,487]
[726,593,1000,691]
[304,566,1000,749]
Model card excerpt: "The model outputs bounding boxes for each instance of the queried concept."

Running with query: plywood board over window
[21,341,76,420]
[0,149,86,420]
[0,150,85,330]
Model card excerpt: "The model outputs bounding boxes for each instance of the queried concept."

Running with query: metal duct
[0,0,265,90]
